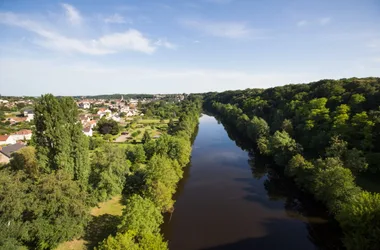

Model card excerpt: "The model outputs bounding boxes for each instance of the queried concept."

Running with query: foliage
[336,191,380,250]
[9,146,39,178]
[90,145,130,201]
[118,195,163,235]
[97,118,119,135]
[33,94,90,187]
[0,170,90,249]
[141,130,151,144]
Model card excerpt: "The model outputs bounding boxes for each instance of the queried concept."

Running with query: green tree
[141,130,151,144]
[269,130,300,166]
[336,191,380,250]
[118,195,163,235]
[0,169,90,249]
[247,116,269,141]
[126,145,147,164]
[9,146,39,178]
[312,166,361,213]
[33,94,90,187]
[97,117,119,135]
[90,145,130,201]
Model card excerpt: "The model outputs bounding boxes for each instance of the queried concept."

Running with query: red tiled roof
[0,135,10,141]
[13,129,32,135]
[83,127,91,132]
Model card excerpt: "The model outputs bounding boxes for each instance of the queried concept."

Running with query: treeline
[0,94,201,249]
[97,95,202,249]
[142,101,180,119]
[203,77,380,250]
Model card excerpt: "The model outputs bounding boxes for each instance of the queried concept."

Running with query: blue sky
[0,0,379,96]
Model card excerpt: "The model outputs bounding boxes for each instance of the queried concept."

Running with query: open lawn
[55,196,124,250]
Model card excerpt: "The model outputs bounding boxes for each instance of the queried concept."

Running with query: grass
[91,195,124,217]
[55,196,124,250]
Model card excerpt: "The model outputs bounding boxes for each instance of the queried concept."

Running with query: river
[163,114,342,250]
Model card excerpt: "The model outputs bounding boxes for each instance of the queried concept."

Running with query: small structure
[0,143,25,164]
[11,129,32,141]
[78,101,91,109]
[0,135,17,145]
[83,127,93,137]
[23,110,35,121]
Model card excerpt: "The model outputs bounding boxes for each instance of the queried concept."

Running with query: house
[89,120,97,128]
[98,108,112,119]
[83,127,93,137]
[79,115,91,125]
[0,135,17,145]
[23,109,35,121]
[78,101,91,109]
[0,144,26,164]
[11,129,32,141]
[111,115,121,122]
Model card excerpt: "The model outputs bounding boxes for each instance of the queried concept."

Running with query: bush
[336,191,380,250]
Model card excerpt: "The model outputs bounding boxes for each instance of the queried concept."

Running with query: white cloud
[319,17,331,25]
[297,17,331,27]
[181,19,257,39]
[0,58,318,96]
[96,31,156,54]
[154,38,177,50]
[61,3,82,25]
[297,20,308,27]
[104,13,129,24]
[0,12,155,55]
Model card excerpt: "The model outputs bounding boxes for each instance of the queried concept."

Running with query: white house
[111,115,121,122]
[0,135,17,145]
[83,127,93,137]
[78,101,91,109]
[11,129,32,141]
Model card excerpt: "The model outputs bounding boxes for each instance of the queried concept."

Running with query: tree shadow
[84,214,122,249]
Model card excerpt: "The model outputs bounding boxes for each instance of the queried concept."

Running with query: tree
[90,145,130,201]
[9,146,39,178]
[118,195,163,235]
[126,145,146,164]
[336,191,380,250]
[97,230,167,250]
[33,94,90,187]
[0,169,90,249]
[141,130,151,144]
[97,118,119,135]
[247,116,269,141]
[312,166,361,213]
[269,130,300,166]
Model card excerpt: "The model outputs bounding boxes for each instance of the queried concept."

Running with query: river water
[163,114,342,250]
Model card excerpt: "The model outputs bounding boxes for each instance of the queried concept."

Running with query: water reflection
[163,115,343,250]
[219,116,344,250]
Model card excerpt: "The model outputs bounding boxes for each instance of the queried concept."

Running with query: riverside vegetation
[0,94,202,250]
[203,77,380,250]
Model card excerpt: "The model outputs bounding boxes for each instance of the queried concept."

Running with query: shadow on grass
[84,214,122,249]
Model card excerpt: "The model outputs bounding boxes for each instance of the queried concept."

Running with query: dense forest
[203,77,380,250]
[0,94,202,249]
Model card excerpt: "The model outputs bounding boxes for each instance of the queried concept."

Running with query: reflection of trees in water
[216,116,344,250]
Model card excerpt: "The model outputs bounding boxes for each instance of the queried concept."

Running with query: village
[0,94,185,163]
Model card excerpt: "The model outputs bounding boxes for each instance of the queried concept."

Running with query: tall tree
[33,94,90,187]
